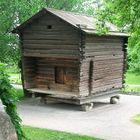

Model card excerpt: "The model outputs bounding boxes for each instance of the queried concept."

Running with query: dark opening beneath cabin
[12,8,128,110]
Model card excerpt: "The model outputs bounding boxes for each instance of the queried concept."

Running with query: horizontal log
[23,39,79,45]
[85,51,123,56]
[94,59,123,65]
[28,25,76,32]
[85,48,122,52]
[23,44,79,50]
[92,83,122,93]
[85,42,123,47]
[94,63,123,69]
[94,70,123,79]
[93,77,122,85]
[23,30,79,35]
[23,49,79,55]
[23,34,79,40]
[23,52,79,59]
[85,35,123,42]
[94,55,124,60]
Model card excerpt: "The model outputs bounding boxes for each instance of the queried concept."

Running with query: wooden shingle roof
[12,8,128,37]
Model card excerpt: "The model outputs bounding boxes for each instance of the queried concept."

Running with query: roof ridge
[12,7,129,37]
[46,7,93,18]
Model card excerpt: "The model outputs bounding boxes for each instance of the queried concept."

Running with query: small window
[47,25,52,29]
[55,67,65,84]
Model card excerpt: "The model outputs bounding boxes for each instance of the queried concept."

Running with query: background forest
[0,0,139,72]
[0,1,140,139]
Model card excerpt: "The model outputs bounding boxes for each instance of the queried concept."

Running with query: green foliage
[46,0,83,11]
[0,0,46,65]
[0,0,100,66]
[132,114,140,125]
[0,64,25,140]
[97,0,140,72]
[9,74,22,84]
[0,1,68,65]
[22,125,101,140]
[125,72,140,85]
[14,88,24,101]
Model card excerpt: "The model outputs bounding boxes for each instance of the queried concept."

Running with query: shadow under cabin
[12,8,128,111]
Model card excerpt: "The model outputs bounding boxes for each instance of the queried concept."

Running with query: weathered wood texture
[79,35,125,96]
[22,57,36,89]
[22,13,80,59]
[21,12,81,96]
[23,57,79,95]
[20,11,126,98]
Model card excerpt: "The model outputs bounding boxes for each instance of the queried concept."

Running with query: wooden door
[55,67,66,84]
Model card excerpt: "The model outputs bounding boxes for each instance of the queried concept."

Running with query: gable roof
[12,8,128,37]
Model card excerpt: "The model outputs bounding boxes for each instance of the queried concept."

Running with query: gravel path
[17,94,140,140]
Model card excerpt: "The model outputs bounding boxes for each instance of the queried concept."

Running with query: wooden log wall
[22,13,80,59]
[79,35,125,96]
[21,12,82,96]
[23,57,79,95]
[23,57,36,89]
[35,58,79,94]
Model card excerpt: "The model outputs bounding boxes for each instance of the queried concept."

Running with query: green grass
[125,72,140,85]
[124,86,140,92]
[124,71,140,92]
[22,126,101,140]
[132,114,140,125]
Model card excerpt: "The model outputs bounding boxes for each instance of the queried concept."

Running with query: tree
[0,0,101,66]
[97,0,140,71]
[0,64,25,140]
[0,0,86,66]
[0,0,47,66]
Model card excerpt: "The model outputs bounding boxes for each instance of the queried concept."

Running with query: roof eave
[82,29,129,37]
[12,8,47,34]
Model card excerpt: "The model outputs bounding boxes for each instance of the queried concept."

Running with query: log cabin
[12,8,128,111]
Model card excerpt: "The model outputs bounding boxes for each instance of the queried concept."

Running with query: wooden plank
[23,44,79,50]
[23,52,79,59]
[23,34,79,40]
[85,35,123,42]
[92,84,122,93]
[85,42,123,47]
[85,51,123,56]
[23,49,79,55]
[23,30,79,35]
[27,88,79,96]
[23,39,79,45]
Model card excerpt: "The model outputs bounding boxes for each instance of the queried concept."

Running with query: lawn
[125,72,140,85]
[124,71,140,92]
[132,114,140,125]
[22,126,101,140]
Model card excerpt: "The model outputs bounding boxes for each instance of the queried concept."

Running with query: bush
[0,64,25,140]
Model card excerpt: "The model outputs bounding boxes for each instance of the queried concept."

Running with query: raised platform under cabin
[12,8,128,111]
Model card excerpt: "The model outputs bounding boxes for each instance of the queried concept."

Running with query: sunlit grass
[125,72,140,85]
[22,126,102,140]
[131,114,140,125]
